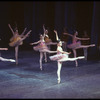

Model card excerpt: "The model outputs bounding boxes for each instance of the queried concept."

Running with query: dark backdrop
[0,1,99,59]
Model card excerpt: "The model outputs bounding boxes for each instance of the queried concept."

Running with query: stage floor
[0,50,100,99]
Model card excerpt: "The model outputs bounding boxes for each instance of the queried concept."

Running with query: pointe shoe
[40,67,42,70]
[16,61,18,65]
[77,56,85,59]
[76,63,78,67]
[45,59,47,63]
[90,44,95,47]
[58,80,61,84]
[10,59,15,62]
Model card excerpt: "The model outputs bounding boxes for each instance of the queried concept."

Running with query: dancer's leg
[83,48,88,60]
[44,49,57,53]
[73,49,78,67]
[40,52,43,70]
[0,57,15,62]
[57,61,62,84]
[58,56,84,62]
[15,46,19,65]
[62,42,67,51]
[75,44,95,49]
[44,52,47,62]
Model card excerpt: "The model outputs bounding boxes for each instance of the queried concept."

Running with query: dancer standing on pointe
[64,31,95,67]
[8,24,32,65]
[0,48,15,62]
[50,30,84,84]
[30,34,57,70]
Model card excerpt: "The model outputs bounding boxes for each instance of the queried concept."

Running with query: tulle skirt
[67,41,81,49]
[9,36,23,47]
[33,42,49,51]
[49,53,68,61]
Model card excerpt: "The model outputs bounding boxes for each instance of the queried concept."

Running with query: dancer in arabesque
[49,30,85,84]
[64,31,95,66]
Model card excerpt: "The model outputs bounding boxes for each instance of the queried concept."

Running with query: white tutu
[49,54,68,61]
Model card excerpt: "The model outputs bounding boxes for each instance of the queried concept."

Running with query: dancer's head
[63,27,68,33]
[57,39,62,47]
[74,31,78,36]
[45,30,48,34]
[39,34,44,40]
[14,27,18,34]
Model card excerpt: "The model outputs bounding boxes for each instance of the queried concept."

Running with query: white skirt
[49,54,68,61]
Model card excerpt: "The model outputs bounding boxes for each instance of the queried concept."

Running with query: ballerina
[8,23,32,65]
[50,30,85,84]
[0,48,15,62]
[64,31,95,66]
[30,34,57,70]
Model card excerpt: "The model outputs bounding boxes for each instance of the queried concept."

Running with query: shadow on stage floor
[0,50,100,99]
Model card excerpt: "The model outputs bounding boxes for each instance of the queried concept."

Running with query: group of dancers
[0,23,95,84]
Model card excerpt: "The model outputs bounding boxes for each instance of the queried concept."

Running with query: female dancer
[64,31,95,66]
[0,48,15,62]
[8,24,32,65]
[50,30,84,84]
[30,34,57,70]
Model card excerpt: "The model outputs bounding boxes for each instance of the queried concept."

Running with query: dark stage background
[0,1,100,59]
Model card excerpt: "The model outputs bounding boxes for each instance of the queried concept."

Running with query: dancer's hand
[30,43,33,45]
[63,32,67,35]
[8,24,10,26]
[68,52,71,54]
[4,48,8,50]
[54,30,57,33]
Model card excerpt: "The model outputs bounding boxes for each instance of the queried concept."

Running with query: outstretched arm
[30,40,40,45]
[20,28,27,36]
[76,37,90,40]
[8,24,15,35]
[57,48,71,54]
[0,48,8,50]
[62,51,71,54]
[21,30,32,41]
[54,30,59,41]
[63,32,73,37]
